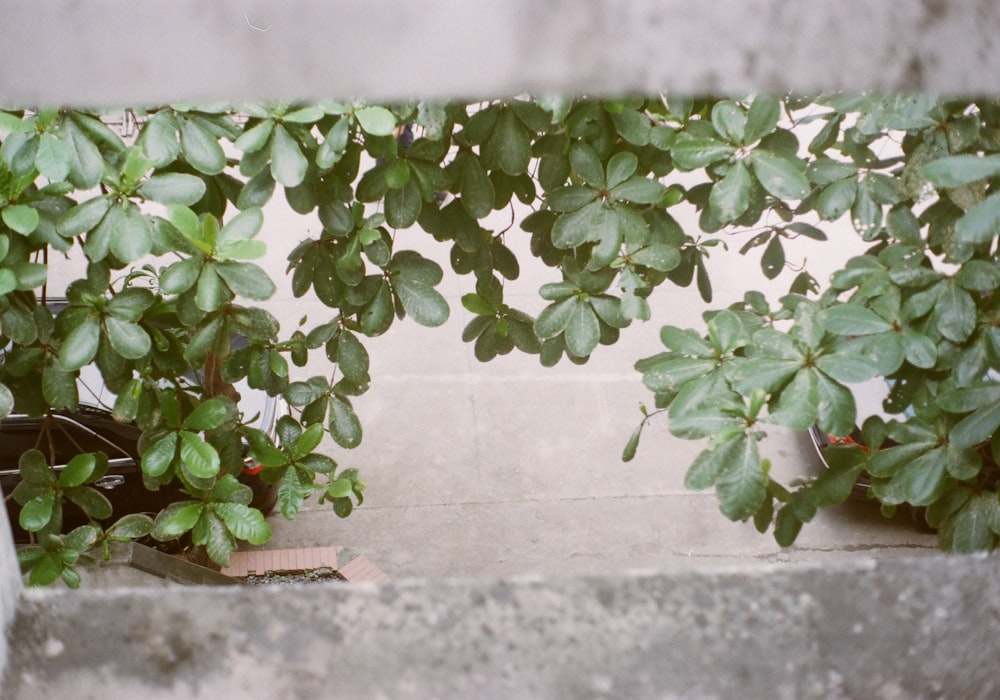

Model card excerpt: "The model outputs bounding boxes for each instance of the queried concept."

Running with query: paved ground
[220,195,941,581]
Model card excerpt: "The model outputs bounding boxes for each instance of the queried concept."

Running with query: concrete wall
[2,0,1000,105]
[4,1,1000,697]
[6,554,1000,699]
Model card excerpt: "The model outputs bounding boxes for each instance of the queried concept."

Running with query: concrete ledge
[4,554,999,698]
[2,0,1000,105]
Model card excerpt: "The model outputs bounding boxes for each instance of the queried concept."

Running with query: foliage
[3,94,1000,585]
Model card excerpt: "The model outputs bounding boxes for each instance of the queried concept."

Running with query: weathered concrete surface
[2,0,1000,104]
[0,496,20,695]
[5,554,999,699]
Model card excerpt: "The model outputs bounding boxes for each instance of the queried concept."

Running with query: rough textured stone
[5,554,1000,698]
[1,0,999,105]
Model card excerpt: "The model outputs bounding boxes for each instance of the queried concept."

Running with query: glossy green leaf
[2,204,39,235]
[104,316,151,359]
[819,305,894,335]
[922,154,1000,188]
[141,433,178,478]
[137,173,207,205]
[355,106,396,136]
[709,161,751,222]
[152,501,203,540]
[955,192,1000,245]
[110,205,153,262]
[19,493,55,532]
[816,178,858,220]
[179,430,221,478]
[270,123,308,187]
[393,277,449,327]
[715,437,767,521]
[213,502,271,544]
[329,395,362,448]
[670,133,735,170]
[611,176,667,205]
[179,118,226,175]
[234,119,274,153]
[564,299,600,357]
[711,101,746,144]
[215,261,276,300]
[58,315,100,371]
[750,150,810,200]
[492,108,532,176]
[744,95,781,144]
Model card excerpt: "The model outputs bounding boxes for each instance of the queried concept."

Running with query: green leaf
[64,486,112,519]
[768,369,818,430]
[715,438,767,521]
[317,118,349,169]
[492,108,532,176]
[20,493,56,531]
[670,133,735,170]
[179,430,221,479]
[606,151,639,189]
[462,293,495,315]
[685,435,745,490]
[955,192,1000,246]
[750,150,810,200]
[950,401,1000,449]
[159,256,202,294]
[183,397,230,430]
[329,395,363,448]
[57,195,112,237]
[709,162,751,222]
[59,315,100,371]
[545,185,597,213]
[179,118,226,175]
[744,95,781,144]
[385,179,422,228]
[270,123,308,187]
[212,503,271,545]
[43,360,77,410]
[234,119,274,153]
[393,277,449,327]
[610,176,667,205]
[2,204,39,235]
[111,205,153,262]
[137,173,207,205]
[551,200,614,249]
[104,316,151,359]
[935,282,976,343]
[630,244,680,272]
[107,513,155,540]
[939,493,998,553]
[622,423,643,462]
[711,101,746,144]
[139,111,180,166]
[922,154,1000,188]
[879,447,948,506]
[215,261,276,300]
[534,296,577,339]
[152,501,203,540]
[816,178,858,220]
[355,106,396,136]
[34,133,73,181]
[812,369,856,437]
[564,299,600,357]
[142,433,178,478]
[195,264,231,312]
[819,305,893,335]
[569,143,606,188]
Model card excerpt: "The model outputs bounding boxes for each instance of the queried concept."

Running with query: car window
[0,415,132,470]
